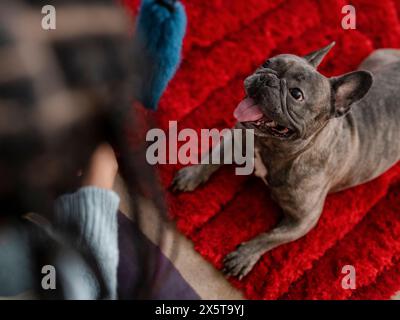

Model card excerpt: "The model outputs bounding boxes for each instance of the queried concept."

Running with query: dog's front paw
[222,243,262,280]
[170,165,205,192]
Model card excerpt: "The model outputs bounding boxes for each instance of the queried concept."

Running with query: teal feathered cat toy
[134,0,187,110]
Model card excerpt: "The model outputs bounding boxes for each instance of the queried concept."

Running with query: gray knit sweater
[0,187,120,299]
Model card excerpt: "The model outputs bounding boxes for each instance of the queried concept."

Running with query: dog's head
[234,42,373,140]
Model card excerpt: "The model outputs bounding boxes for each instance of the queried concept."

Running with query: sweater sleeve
[53,186,120,300]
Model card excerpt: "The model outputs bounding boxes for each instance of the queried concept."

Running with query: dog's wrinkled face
[240,54,331,139]
[234,42,373,141]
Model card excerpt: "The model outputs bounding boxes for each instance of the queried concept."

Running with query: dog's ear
[330,70,373,118]
[303,42,335,68]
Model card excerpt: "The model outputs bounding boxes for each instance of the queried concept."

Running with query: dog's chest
[254,147,268,185]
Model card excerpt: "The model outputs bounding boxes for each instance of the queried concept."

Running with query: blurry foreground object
[0,0,167,299]
[0,0,133,216]
[134,0,187,110]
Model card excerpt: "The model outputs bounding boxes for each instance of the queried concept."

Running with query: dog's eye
[289,88,304,101]
[262,60,271,68]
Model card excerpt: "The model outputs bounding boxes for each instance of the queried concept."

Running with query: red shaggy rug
[123,0,400,299]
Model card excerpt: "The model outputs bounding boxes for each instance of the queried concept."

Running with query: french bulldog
[171,42,400,280]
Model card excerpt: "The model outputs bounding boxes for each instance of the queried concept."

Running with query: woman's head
[0,0,135,215]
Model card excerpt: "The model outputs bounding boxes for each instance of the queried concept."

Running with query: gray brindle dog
[171,42,400,279]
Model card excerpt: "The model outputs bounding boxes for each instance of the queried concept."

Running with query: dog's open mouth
[234,97,293,138]
[253,115,293,137]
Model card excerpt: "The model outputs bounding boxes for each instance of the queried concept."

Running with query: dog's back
[339,50,400,187]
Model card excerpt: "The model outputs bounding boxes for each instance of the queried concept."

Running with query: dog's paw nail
[237,242,246,249]
[224,252,236,261]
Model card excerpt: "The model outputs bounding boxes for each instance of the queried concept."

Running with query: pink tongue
[233,98,264,122]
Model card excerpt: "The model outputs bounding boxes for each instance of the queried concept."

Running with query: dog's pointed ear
[330,70,373,118]
[303,42,335,68]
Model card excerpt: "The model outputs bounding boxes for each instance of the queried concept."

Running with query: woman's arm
[52,144,120,299]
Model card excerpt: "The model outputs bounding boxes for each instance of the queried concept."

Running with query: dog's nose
[260,72,280,88]
[244,75,258,97]
[244,72,280,91]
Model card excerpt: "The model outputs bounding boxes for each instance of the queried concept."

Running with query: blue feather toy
[134,0,187,110]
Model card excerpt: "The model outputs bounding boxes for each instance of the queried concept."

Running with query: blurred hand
[82,143,118,190]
